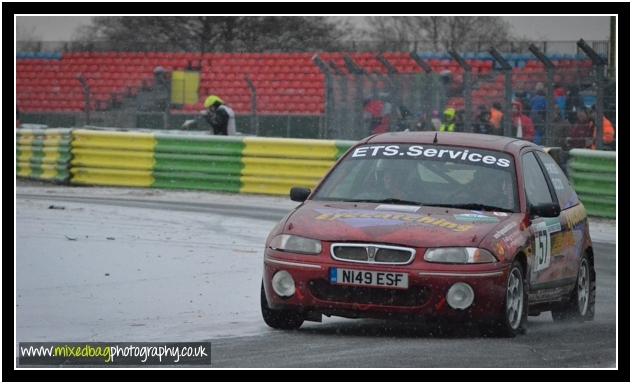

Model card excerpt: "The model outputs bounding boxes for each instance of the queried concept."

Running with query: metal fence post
[449,50,472,132]
[77,74,91,126]
[489,47,513,138]
[312,55,334,139]
[410,52,434,130]
[578,39,607,150]
[529,44,556,147]
[377,53,401,107]
[343,55,367,139]
[329,61,347,139]
[245,76,258,136]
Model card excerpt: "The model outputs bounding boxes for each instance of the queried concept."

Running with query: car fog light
[272,270,295,298]
[446,282,474,310]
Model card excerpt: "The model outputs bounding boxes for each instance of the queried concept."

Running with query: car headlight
[424,247,497,264]
[269,234,322,255]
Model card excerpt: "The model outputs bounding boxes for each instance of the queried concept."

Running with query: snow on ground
[16,196,280,342]
[15,182,300,212]
[15,182,616,343]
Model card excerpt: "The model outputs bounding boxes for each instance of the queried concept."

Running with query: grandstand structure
[16,49,603,138]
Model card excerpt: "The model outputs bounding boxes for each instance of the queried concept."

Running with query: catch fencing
[15,129,616,218]
[319,48,615,151]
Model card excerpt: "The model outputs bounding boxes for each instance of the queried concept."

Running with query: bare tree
[363,16,514,52]
[72,16,357,52]
[16,24,42,51]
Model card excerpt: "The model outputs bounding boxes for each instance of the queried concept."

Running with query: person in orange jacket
[589,114,615,149]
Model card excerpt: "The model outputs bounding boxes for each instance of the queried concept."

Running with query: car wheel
[488,260,527,337]
[552,254,595,322]
[260,282,304,330]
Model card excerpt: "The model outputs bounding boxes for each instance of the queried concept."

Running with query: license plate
[330,267,408,289]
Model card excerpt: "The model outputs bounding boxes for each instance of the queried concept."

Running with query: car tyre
[487,260,527,337]
[551,253,595,322]
[260,282,304,330]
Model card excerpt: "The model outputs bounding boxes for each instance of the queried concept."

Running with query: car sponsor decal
[542,217,562,234]
[544,162,561,175]
[551,178,565,191]
[531,217,562,272]
[314,209,474,232]
[551,231,576,256]
[493,222,518,239]
[533,221,551,272]
[374,204,420,213]
[349,144,513,169]
[453,213,499,223]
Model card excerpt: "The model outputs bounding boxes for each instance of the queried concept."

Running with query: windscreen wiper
[426,203,514,213]
[342,198,424,206]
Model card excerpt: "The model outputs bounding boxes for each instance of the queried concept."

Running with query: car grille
[309,280,430,307]
[330,243,415,265]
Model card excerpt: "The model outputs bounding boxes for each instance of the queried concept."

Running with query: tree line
[68,16,518,52]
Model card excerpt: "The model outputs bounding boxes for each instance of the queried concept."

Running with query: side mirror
[529,202,561,218]
[290,187,311,202]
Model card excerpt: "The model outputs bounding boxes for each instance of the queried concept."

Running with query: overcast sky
[16,15,612,42]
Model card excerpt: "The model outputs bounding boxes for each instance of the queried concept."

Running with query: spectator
[554,83,567,120]
[363,97,390,134]
[430,110,442,131]
[514,91,531,117]
[566,109,593,149]
[203,95,236,135]
[529,87,547,145]
[393,104,413,131]
[565,85,584,124]
[439,107,456,132]
[550,105,571,149]
[603,79,616,124]
[511,100,535,142]
[153,66,171,111]
[489,102,504,132]
[183,95,236,135]
[587,107,615,150]
[553,83,566,98]
[473,105,492,134]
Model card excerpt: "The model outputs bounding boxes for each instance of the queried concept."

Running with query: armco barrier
[69,129,355,195]
[16,128,72,182]
[17,130,617,218]
[568,149,616,219]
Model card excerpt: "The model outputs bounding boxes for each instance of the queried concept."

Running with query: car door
[534,151,585,282]
[521,150,570,302]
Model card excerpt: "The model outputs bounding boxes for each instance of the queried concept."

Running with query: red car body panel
[262,132,592,322]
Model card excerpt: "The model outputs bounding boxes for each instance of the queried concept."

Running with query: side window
[522,152,555,206]
[535,152,579,210]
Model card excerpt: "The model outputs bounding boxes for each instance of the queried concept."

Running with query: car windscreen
[313,144,519,212]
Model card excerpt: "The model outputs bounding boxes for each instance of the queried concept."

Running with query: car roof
[362,132,539,156]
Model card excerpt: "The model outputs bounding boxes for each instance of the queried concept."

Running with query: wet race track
[15,183,617,368]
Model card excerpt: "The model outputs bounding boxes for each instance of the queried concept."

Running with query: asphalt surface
[15,186,617,368]
[212,241,616,368]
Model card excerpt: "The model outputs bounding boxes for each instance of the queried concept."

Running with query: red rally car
[261,132,595,337]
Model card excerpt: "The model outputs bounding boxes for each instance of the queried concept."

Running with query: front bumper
[263,250,510,321]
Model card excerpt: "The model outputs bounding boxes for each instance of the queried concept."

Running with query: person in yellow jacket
[440,107,456,132]
[182,95,237,135]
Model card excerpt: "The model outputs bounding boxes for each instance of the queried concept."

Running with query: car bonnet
[283,200,517,248]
